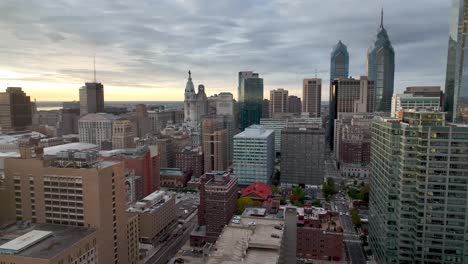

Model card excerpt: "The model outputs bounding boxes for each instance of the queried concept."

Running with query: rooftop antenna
[315,68,318,79]
[93,56,97,83]
[380,8,384,28]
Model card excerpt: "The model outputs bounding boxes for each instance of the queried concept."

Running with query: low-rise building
[127,191,176,244]
[160,168,190,188]
[240,182,272,202]
[175,146,204,178]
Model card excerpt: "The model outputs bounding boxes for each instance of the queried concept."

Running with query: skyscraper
[112,118,135,149]
[269,89,289,117]
[288,95,302,113]
[366,9,395,113]
[330,40,349,83]
[202,118,228,172]
[369,111,468,263]
[0,87,32,133]
[238,71,264,130]
[302,78,322,117]
[445,0,468,123]
[79,82,104,115]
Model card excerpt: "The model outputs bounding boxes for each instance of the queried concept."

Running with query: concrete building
[192,171,238,245]
[209,92,235,116]
[288,95,302,113]
[0,87,32,133]
[184,71,208,130]
[112,118,134,149]
[175,147,204,178]
[1,148,136,264]
[281,122,325,186]
[369,110,468,263]
[302,78,321,117]
[148,109,184,135]
[0,224,98,264]
[206,209,285,264]
[202,118,228,172]
[78,113,116,149]
[296,207,344,262]
[238,71,264,130]
[367,10,395,113]
[391,93,441,118]
[269,89,289,117]
[135,104,151,137]
[329,76,375,149]
[79,82,104,115]
[127,191,176,244]
[56,105,80,136]
[260,118,288,154]
[233,125,275,186]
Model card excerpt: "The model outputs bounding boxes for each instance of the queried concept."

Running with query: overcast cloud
[0,0,452,101]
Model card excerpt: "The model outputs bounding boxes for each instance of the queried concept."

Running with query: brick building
[174,147,204,178]
[160,168,190,188]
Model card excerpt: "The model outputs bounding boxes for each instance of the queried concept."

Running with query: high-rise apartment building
[112,118,134,149]
[391,94,441,118]
[444,0,468,122]
[233,125,275,186]
[288,95,302,113]
[367,10,395,113]
[330,40,349,83]
[0,87,32,133]
[238,71,264,130]
[281,122,325,185]
[369,111,468,263]
[269,89,289,117]
[302,78,322,117]
[193,171,238,244]
[202,118,228,172]
[1,149,135,264]
[79,82,104,115]
[329,76,375,149]
[78,113,116,149]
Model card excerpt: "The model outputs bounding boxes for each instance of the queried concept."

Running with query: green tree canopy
[237,197,261,214]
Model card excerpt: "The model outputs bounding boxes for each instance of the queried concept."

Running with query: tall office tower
[369,110,468,263]
[57,102,80,136]
[202,118,228,172]
[112,118,134,149]
[302,78,322,117]
[233,125,275,186]
[367,9,395,113]
[195,171,238,244]
[238,71,264,130]
[288,95,302,113]
[79,82,104,115]
[281,122,325,185]
[262,99,270,118]
[330,40,349,83]
[135,104,150,137]
[78,113,116,149]
[391,94,441,118]
[328,76,375,149]
[1,148,136,264]
[0,87,32,133]
[184,71,208,130]
[269,89,289,117]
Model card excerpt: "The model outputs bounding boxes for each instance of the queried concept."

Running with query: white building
[78,113,117,148]
[184,71,208,130]
[233,125,275,186]
[391,94,440,117]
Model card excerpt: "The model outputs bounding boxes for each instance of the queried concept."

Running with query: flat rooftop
[207,217,284,264]
[0,224,95,259]
[234,125,274,139]
[44,143,98,156]
[0,132,45,146]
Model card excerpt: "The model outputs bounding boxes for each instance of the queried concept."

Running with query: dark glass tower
[366,9,395,113]
[445,0,468,123]
[238,71,264,130]
[330,40,349,84]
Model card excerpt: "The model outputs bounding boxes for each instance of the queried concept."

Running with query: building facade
[288,95,302,113]
[79,82,104,116]
[281,122,325,186]
[330,40,349,84]
[369,111,468,263]
[0,87,32,133]
[184,71,208,130]
[260,118,288,154]
[302,78,322,117]
[202,118,228,172]
[367,10,395,113]
[238,71,264,130]
[391,94,441,117]
[78,113,116,149]
[233,125,275,186]
[175,147,204,178]
[269,89,289,117]
[112,118,135,149]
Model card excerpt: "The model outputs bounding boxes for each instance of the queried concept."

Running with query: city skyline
[0,0,450,101]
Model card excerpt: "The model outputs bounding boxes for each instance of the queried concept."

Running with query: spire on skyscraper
[380,8,384,29]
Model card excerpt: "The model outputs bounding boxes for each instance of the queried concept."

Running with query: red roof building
[240,182,272,201]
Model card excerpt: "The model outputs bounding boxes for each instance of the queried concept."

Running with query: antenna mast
[93,56,96,82]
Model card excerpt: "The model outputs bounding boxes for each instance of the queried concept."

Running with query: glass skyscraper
[445,0,468,123]
[330,40,349,84]
[238,71,264,130]
[366,10,395,113]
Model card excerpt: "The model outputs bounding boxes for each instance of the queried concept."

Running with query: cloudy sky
[0,0,451,101]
